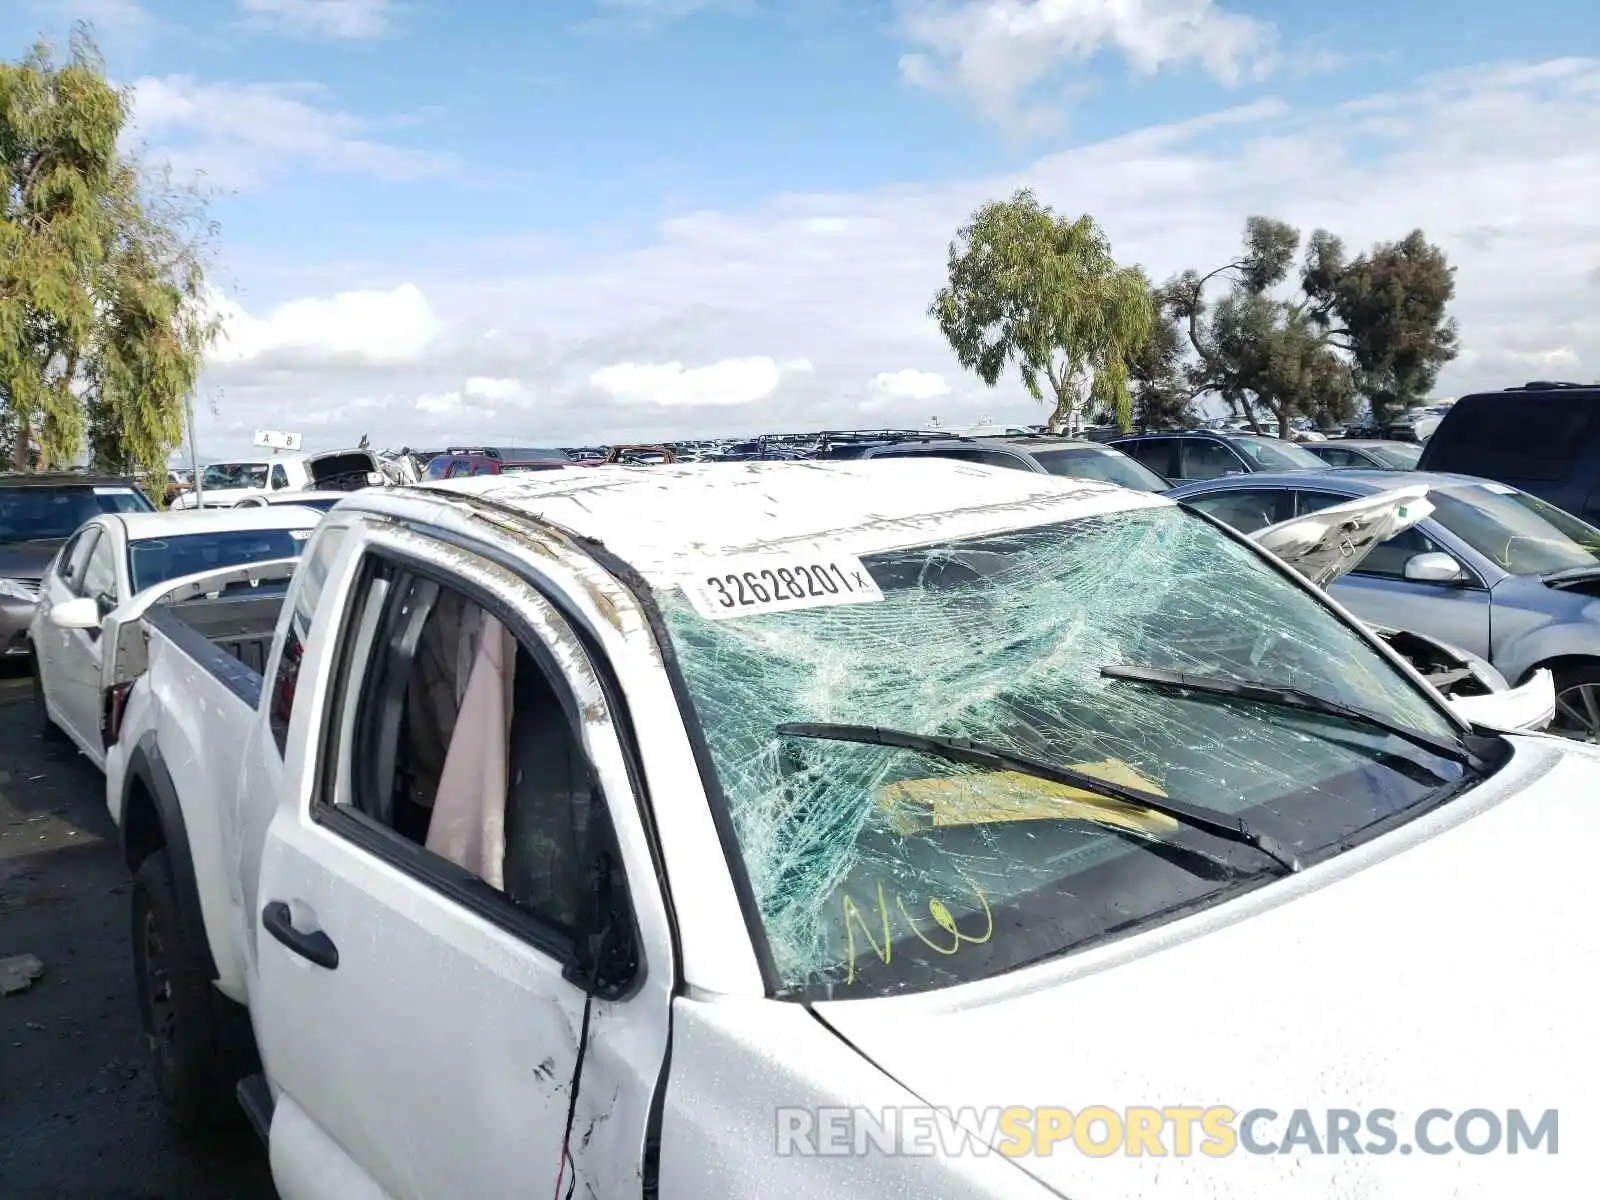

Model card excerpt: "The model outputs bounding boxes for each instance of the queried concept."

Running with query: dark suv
[0,473,154,658]
[1109,430,1327,483]
[861,437,1171,491]
[1417,382,1600,524]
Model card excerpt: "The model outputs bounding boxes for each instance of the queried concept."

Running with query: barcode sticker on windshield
[681,553,884,620]
[289,529,314,540]
[94,486,134,495]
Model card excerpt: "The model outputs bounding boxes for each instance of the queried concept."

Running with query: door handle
[261,901,339,969]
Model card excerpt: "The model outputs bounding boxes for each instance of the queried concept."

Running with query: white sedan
[29,507,320,769]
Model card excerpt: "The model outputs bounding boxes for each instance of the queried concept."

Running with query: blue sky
[6,0,1599,454]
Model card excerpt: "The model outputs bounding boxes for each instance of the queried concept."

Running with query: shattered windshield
[659,505,1470,999]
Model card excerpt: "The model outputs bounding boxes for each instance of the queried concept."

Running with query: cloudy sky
[6,1,1599,458]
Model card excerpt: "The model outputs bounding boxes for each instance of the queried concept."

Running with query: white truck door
[251,527,676,1200]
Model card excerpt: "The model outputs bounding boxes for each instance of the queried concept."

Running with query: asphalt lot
[0,663,277,1199]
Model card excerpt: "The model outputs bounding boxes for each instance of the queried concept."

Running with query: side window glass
[1351,526,1445,580]
[332,562,621,947]
[270,464,290,490]
[56,530,89,587]
[1295,491,1346,517]
[1182,439,1247,481]
[1125,439,1173,476]
[269,525,350,755]
[81,537,118,608]
[472,462,496,476]
[1186,490,1295,534]
[946,449,1021,470]
[1319,448,1354,467]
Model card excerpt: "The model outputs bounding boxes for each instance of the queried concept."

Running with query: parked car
[862,437,1170,491]
[101,460,1595,1199]
[172,448,387,509]
[1417,382,1600,524]
[233,490,351,511]
[1110,430,1327,483]
[442,444,572,461]
[1302,440,1424,470]
[1,473,154,660]
[1167,469,1600,741]
[425,455,574,480]
[1244,486,1553,732]
[30,506,322,769]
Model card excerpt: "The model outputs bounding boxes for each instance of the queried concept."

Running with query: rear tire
[1552,663,1600,744]
[131,849,256,1131]
[30,650,65,742]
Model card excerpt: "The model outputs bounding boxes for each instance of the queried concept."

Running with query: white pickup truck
[105,462,1595,1200]
[172,448,387,509]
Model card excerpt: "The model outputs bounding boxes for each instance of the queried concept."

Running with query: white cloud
[208,283,443,366]
[127,75,449,190]
[870,368,952,401]
[238,0,396,39]
[462,376,528,402]
[193,58,1600,456]
[898,0,1276,127]
[589,356,809,407]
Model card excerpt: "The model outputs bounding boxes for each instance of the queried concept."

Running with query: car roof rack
[1508,380,1591,390]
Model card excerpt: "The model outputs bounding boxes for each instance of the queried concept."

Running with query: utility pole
[186,391,203,509]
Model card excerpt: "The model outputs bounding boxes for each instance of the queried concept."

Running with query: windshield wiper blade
[775,721,1301,873]
[1100,663,1483,770]
[1542,565,1600,588]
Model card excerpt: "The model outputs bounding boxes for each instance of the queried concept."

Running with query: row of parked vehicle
[3,380,1596,1199]
[0,473,334,765]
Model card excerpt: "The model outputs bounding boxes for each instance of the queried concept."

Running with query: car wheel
[1552,663,1600,744]
[30,651,66,742]
[131,849,255,1130]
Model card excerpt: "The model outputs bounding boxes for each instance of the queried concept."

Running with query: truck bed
[141,585,288,706]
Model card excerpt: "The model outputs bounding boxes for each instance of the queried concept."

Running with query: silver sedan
[1167,469,1600,742]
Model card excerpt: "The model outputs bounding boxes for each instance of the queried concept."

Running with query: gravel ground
[0,663,277,1199]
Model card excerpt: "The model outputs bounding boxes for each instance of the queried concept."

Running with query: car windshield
[129,529,311,593]
[1033,447,1169,492]
[1367,444,1423,469]
[202,463,270,490]
[0,485,152,543]
[1229,436,1325,471]
[658,505,1469,1000]
[1428,484,1600,575]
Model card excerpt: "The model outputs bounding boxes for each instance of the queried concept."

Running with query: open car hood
[1251,485,1432,588]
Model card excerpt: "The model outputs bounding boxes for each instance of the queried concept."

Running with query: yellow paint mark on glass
[875,758,1177,834]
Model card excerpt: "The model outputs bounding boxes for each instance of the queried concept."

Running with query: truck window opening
[347,572,602,933]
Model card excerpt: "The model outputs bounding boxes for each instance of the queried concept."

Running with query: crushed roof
[415,458,1169,578]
